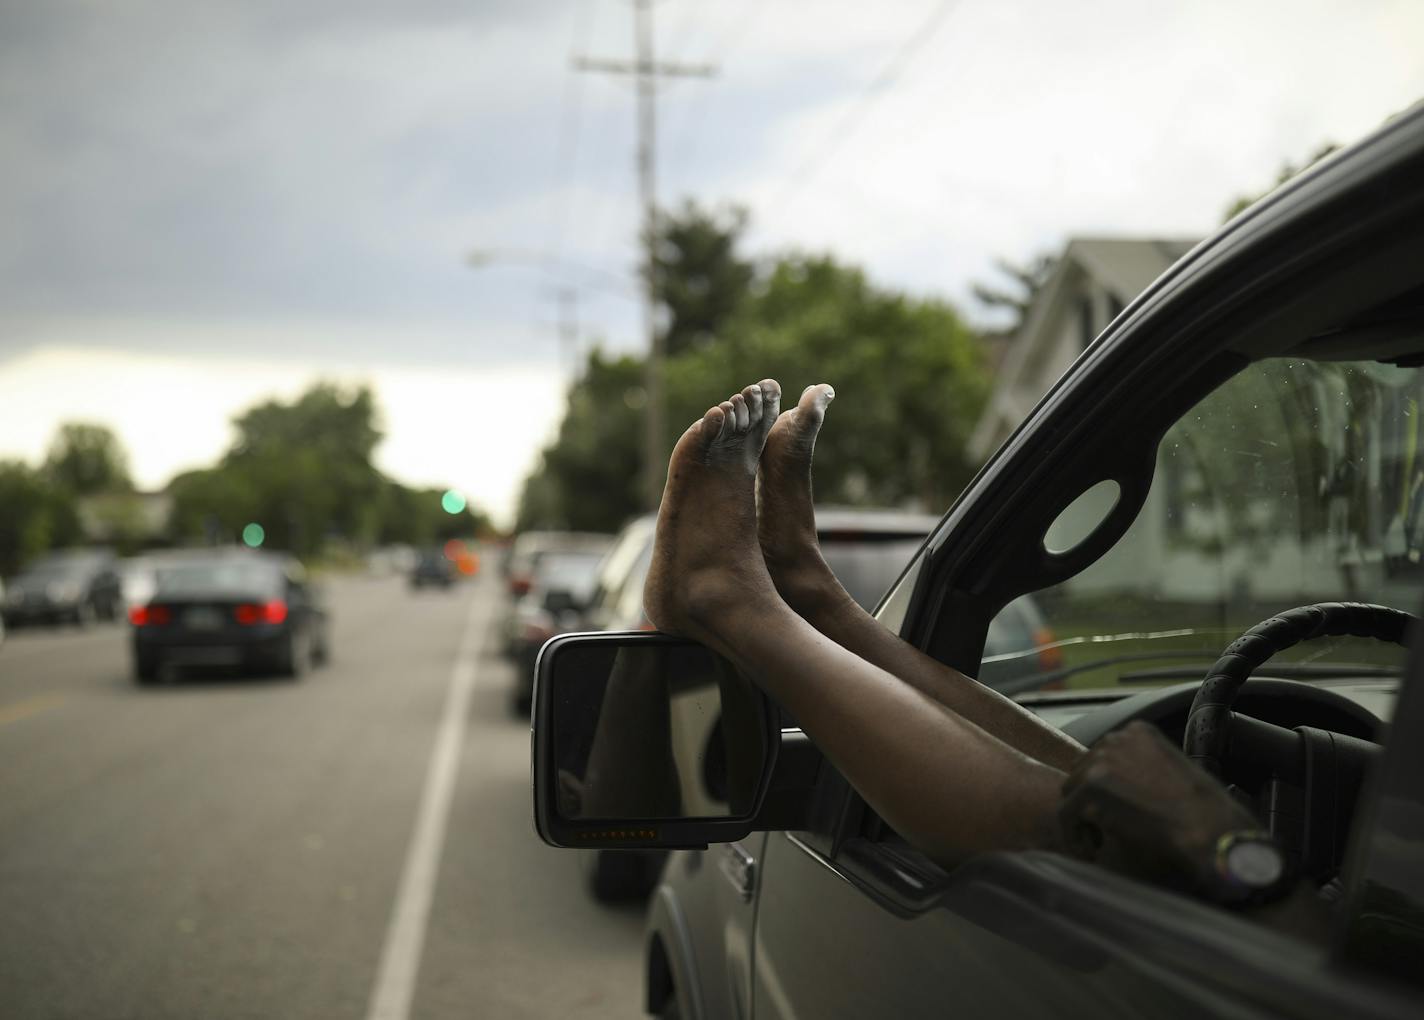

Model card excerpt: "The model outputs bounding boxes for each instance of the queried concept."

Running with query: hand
[1058,721,1258,891]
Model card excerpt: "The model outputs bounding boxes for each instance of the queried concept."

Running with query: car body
[130,550,329,682]
[534,106,1424,1018]
[409,548,457,589]
[1,548,122,626]
[506,547,611,712]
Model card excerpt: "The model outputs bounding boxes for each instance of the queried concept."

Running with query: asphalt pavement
[0,573,645,1019]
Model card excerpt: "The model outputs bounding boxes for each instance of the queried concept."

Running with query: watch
[1203,830,1293,907]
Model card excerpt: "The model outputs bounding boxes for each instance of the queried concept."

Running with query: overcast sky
[1,0,1422,525]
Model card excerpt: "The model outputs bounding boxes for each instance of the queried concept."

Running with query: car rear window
[820,536,926,610]
[155,561,281,598]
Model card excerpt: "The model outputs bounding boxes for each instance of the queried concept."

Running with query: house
[968,237,1200,463]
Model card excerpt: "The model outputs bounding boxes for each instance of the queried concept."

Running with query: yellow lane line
[0,694,67,727]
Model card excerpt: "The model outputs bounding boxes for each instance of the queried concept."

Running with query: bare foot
[644,380,783,645]
[756,383,849,618]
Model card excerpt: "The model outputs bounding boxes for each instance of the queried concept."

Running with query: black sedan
[130,552,329,682]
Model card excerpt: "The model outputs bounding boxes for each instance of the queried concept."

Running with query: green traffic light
[441,490,466,515]
[242,522,265,548]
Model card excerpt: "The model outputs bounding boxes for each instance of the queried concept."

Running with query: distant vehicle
[409,549,456,590]
[1,549,122,627]
[129,551,328,682]
[503,531,614,598]
[505,548,611,712]
[575,508,941,903]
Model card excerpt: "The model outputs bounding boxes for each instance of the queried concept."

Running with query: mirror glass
[548,640,769,821]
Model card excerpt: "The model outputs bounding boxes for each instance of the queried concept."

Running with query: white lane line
[365,587,492,1020]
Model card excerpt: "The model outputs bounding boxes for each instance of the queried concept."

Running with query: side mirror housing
[531,631,785,850]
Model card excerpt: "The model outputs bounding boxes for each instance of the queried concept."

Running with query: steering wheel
[1182,602,1415,878]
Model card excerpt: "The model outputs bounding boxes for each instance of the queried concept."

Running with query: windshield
[985,357,1422,693]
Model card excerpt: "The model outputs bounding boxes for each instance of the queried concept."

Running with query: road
[0,573,646,1019]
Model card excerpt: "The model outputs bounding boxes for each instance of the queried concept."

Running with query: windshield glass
[984,357,1422,693]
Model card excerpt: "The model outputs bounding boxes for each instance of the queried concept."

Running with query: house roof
[1067,237,1199,303]
[967,236,1200,462]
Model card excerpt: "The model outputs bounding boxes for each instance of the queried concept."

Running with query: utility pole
[575,0,715,510]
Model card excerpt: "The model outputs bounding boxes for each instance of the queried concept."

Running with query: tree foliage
[647,200,755,357]
[0,460,82,576]
[518,231,990,531]
[44,422,132,496]
[169,382,490,555]
[970,254,1057,332]
[515,351,646,533]
[668,254,988,510]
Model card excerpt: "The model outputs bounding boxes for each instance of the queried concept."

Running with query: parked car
[573,507,943,902]
[1,549,122,626]
[503,530,614,599]
[130,550,329,682]
[531,107,1424,1019]
[505,548,611,713]
[409,548,457,590]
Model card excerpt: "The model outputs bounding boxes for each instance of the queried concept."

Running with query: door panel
[751,836,1411,1020]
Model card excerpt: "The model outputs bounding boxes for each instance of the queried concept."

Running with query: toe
[701,405,726,438]
[759,379,782,420]
[742,384,763,426]
[729,393,750,432]
[718,400,737,438]
[798,383,835,423]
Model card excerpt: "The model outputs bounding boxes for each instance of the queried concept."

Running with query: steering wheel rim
[1184,602,1415,776]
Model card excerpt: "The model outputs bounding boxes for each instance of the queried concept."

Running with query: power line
[545,0,598,267]
[665,0,773,185]
[771,0,962,214]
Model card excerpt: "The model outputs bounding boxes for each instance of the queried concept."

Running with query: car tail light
[129,604,172,626]
[234,600,288,625]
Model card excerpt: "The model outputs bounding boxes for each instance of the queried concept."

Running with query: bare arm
[783,570,1085,773]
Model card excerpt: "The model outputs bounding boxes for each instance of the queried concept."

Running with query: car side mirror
[532,632,781,850]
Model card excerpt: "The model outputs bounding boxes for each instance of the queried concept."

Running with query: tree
[44,422,132,495]
[647,200,756,357]
[515,351,646,532]
[666,253,989,510]
[0,461,81,575]
[168,381,490,556]
[970,253,1057,333]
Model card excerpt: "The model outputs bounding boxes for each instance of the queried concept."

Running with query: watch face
[1227,840,1284,887]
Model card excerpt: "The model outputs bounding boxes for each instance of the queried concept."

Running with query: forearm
[794,581,1085,773]
[704,598,1064,864]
